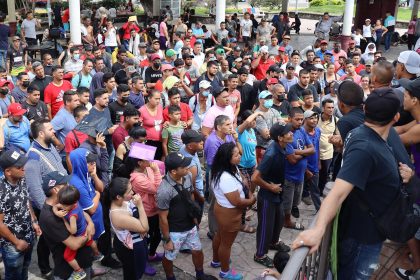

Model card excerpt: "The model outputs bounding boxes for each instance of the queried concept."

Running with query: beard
[44,136,53,147]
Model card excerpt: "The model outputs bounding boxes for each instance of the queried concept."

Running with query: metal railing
[280,216,333,280]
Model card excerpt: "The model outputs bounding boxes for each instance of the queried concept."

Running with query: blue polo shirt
[3,117,31,152]
[285,127,312,183]
[237,128,257,168]
[305,127,321,173]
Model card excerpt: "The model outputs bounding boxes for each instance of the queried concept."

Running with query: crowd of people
[0,3,419,280]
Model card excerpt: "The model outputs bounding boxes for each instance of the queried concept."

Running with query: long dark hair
[109,177,130,202]
[210,142,239,188]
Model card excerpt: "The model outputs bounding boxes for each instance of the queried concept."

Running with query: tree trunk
[412,0,420,20]
[139,0,154,15]
[281,0,288,12]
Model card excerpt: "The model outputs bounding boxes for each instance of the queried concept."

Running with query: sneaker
[144,263,156,276]
[219,269,243,280]
[291,206,300,218]
[101,256,122,269]
[42,270,53,280]
[68,270,86,280]
[269,241,291,252]
[302,196,313,205]
[210,260,221,268]
[253,255,274,268]
[148,252,163,262]
[395,268,420,280]
[93,253,104,262]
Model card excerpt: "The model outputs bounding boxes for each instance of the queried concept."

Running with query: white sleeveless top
[110,201,142,249]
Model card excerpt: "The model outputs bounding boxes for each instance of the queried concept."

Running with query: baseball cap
[259,90,273,99]
[267,78,279,85]
[365,60,374,66]
[42,171,72,195]
[234,57,243,62]
[237,67,249,75]
[98,44,106,49]
[325,50,333,56]
[150,53,161,61]
[286,63,295,70]
[320,40,328,45]
[86,151,98,163]
[270,123,292,141]
[229,38,237,43]
[0,150,28,170]
[216,48,225,55]
[365,88,401,123]
[124,58,135,65]
[12,36,20,41]
[397,51,420,75]
[166,49,176,57]
[8,103,27,116]
[314,64,324,70]
[303,110,319,119]
[128,16,137,22]
[365,18,371,22]
[0,79,10,87]
[368,44,375,49]
[283,35,291,40]
[259,46,269,53]
[398,78,420,98]
[138,42,147,48]
[85,45,93,51]
[161,64,175,72]
[278,46,286,52]
[181,130,204,144]
[233,46,241,52]
[199,80,211,89]
[182,53,194,60]
[268,65,281,72]
[165,152,192,171]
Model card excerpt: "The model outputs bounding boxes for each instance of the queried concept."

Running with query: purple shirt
[204,131,235,166]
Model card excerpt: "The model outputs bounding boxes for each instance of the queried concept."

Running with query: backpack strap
[71,129,80,147]
[28,147,57,171]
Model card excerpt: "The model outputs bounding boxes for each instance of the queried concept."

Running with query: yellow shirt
[111,47,135,64]
[317,115,337,160]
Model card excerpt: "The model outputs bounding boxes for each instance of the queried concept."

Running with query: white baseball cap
[199,80,211,89]
[398,51,420,75]
[259,46,269,54]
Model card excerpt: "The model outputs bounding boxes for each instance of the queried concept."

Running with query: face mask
[277,94,285,102]
[22,81,30,87]
[334,47,339,52]
[264,99,273,109]
[73,54,80,60]
[0,88,8,95]
[153,62,161,68]
[202,90,210,97]
[121,96,129,103]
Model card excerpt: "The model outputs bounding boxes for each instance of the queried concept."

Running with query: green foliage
[330,0,344,5]
[310,0,328,7]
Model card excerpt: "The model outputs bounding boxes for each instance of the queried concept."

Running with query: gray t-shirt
[22,19,37,39]
[215,29,229,42]
[268,44,279,56]
[255,107,282,148]
[257,25,274,43]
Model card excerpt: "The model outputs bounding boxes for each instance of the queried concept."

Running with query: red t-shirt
[253,59,275,80]
[112,125,129,150]
[355,64,366,75]
[162,102,193,123]
[44,80,73,118]
[139,105,163,141]
[62,9,69,23]
[122,22,140,40]
[64,129,88,154]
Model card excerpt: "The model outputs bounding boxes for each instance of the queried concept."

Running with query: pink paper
[153,160,166,175]
[129,143,157,161]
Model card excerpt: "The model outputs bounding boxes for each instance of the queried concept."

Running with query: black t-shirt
[108,101,135,124]
[237,83,258,114]
[144,67,163,84]
[29,75,53,101]
[273,100,292,117]
[39,203,93,279]
[287,83,319,103]
[111,62,124,74]
[337,107,364,141]
[257,142,286,203]
[337,125,400,243]
[22,100,48,122]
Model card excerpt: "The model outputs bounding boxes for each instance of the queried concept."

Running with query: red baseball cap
[278,46,286,52]
[150,54,161,61]
[0,79,10,87]
[320,40,328,45]
[8,103,26,116]
[267,78,279,85]
[161,64,174,71]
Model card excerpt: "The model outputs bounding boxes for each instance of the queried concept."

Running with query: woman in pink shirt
[159,15,170,50]
[408,15,417,51]
[129,158,163,272]
[139,90,164,159]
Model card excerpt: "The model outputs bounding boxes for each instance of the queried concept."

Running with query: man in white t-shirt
[240,12,253,43]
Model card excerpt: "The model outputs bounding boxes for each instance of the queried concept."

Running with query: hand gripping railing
[280,216,333,280]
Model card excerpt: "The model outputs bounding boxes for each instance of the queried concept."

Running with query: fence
[280,216,333,280]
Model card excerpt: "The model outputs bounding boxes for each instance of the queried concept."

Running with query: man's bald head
[371,60,394,88]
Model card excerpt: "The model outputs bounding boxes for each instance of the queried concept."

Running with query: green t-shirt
[162,123,184,153]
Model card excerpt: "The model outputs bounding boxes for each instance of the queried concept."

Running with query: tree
[249,0,283,10]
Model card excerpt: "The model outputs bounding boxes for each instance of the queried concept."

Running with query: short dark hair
[51,65,63,73]
[302,89,313,98]
[94,88,107,99]
[27,84,40,94]
[123,107,139,118]
[83,58,93,66]
[168,104,181,115]
[31,119,49,139]
[207,60,218,68]
[63,90,76,105]
[322,98,334,107]
[58,185,80,206]
[228,74,238,80]
[129,125,147,139]
[73,105,88,118]
[299,69,309,77]
[17,72,28,80]
[70,46,78,54]
[289,107,304,117]
[77,87,89,95]
[117,84,130,94]
[102,72,115,84]
[168,87,180,98]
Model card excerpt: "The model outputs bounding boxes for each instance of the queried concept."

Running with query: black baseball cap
[165,152,192,171]
[270,123,292,141]
[42,171,72,195]
[0,150,28,170]
[86,151,98,163]
[181,130,204,144]
[365,88,401,123]
[233,46,241,52]
[268,65,281,73]
[398,78,420,98]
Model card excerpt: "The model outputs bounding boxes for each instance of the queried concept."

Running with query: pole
[215,0,225,26]
[341,0,355,51]
[47,0,52,27]
[295,0,298,12]
[69,0,81,45]
[7,0,16,35]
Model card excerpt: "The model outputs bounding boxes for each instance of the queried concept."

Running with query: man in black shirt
[29,62,53,101]
[145,53,163,89]
[237,67,257,114]
[272,84,291,117]
[288,69,319,108]
[293,88,414,280]
[39,171,94,280]
[108,84,135,124]
[22,84,48,121]
[111,49,127,74]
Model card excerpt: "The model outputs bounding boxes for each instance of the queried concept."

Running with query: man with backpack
[71,59,94,88]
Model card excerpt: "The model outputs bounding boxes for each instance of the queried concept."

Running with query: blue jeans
[0,49,7,69]
[338,238,382,280]
[1,241,35,280]
[384,31,393,51]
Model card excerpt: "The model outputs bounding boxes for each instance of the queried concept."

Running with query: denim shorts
[165,226,202,261]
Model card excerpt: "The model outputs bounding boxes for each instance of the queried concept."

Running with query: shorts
[165,226,202,261]
[64,238,93,262]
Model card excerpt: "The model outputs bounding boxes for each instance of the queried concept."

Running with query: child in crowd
[352,28,363,49]
[53,185,103,280]
[162,105,185,156]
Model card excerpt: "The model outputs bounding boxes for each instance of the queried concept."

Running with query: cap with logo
[270,123,292,140]
[268,65,281,72]
[0,150,28,170]
[164,152,193,171]
[278,46,286,52]
[42,171,72,195]
[199,80,212,89]
[325,50,333,56]
[303,110,319,119]
[286,63,295,70]
[233,46,241,52]
[181,130,204,144]
[397,51,420,75]
[259,90,273,99]
[8,103,27,116]
[320,40,328,45]
[365,88,401,123]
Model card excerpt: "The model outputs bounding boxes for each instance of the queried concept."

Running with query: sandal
[240,224,256,233]
[253,255,274,268]
[291,206,300,218]
[284,222,305,231]
[269,241,291,252]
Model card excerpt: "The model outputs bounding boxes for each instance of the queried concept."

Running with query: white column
[342,0,354,36]
[7,0,16,35]
[47,0,52,27]
[69,0,81,45]
[153,0,160,17]
[216,0,225,26]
